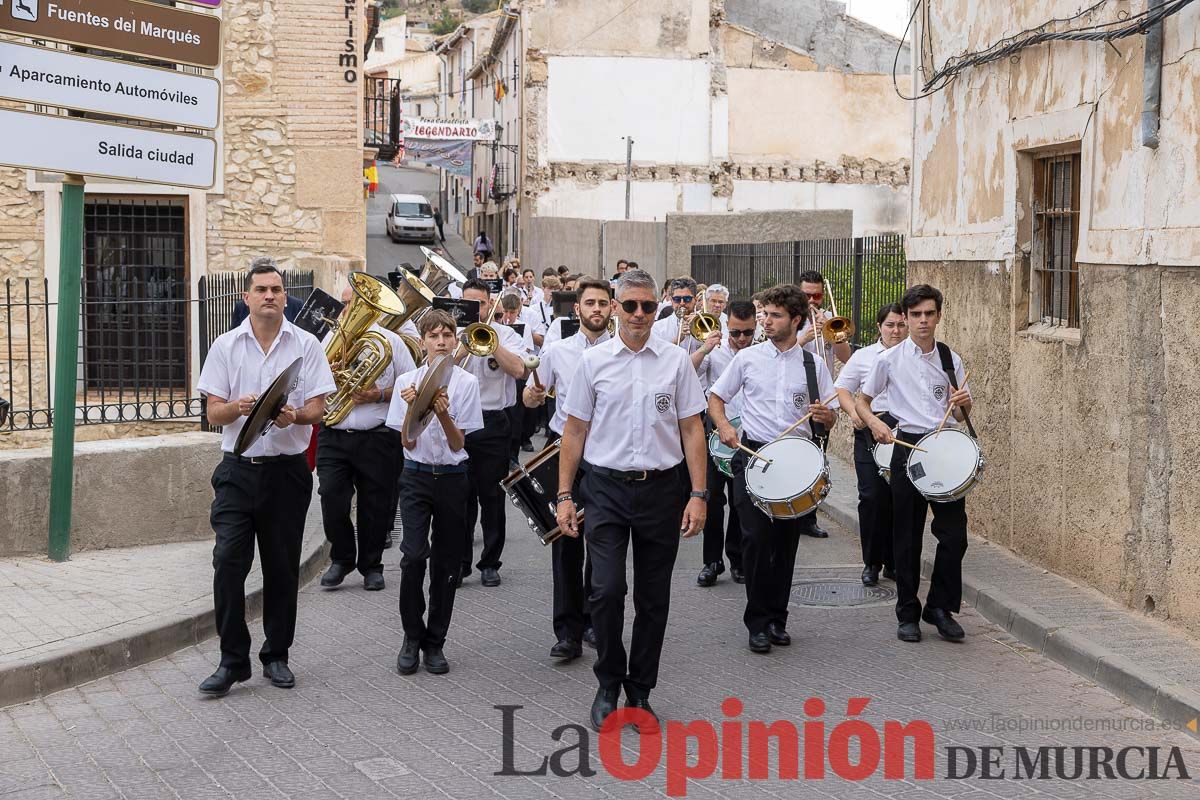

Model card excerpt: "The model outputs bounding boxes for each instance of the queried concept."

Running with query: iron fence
[0,269,313,433]
[691,235,907,347]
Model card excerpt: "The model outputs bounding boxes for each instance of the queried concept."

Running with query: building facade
[907,1,1200,634]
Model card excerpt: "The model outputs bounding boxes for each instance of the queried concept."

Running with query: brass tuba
[399,332,425,367]
[324,331,394,427]
[323,272,407,425]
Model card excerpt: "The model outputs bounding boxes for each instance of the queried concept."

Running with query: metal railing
[691,235,908,347]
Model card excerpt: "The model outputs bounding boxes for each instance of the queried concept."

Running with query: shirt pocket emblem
[792,391,807,409]
[655,393,673,414]
[932,384,946,402]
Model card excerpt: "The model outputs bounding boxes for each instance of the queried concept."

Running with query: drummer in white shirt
[856,284,972,645]
[833,303,906,588]
[709,285,838,655]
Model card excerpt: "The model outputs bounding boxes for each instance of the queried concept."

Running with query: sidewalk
[819,454,1200,735]
[0,501,329,708]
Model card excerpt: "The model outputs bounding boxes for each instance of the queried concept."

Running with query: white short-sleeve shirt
[833,341,891,414]
[322,323,416,431]
[533,328,612,436]
[197,317,337,457]
[386,363,483,465]
[709,339,840,443]
[460,322,524,410]
[702,339,744,419]
[563,334,706,471]
[861,338,968,434]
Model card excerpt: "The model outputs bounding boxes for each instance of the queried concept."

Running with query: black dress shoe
[897,622,922,642]
[363,572,385,591]
[590,687,619,732]
[396,638,420,674]
[730,566,745,584]
[748,632,772,653]
[582,627,598,649]
[624,697,660,734]
[696,563,720,587]
[802,523,829,538]
[423,647,449,674]
[320,562,352,588]
[198,666,251,697]
[861,565,880,586]
[263,661,295,689]
[922,607,966,642]
[766,622,791,646]
[481,567,501,587]
[550,639,582,661]
[456,564,470,587]
[882,565,896,580]
[383,532,394,549]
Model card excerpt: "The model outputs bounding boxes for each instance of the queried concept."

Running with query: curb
[818,474,1200,738]
[0,533,330,709]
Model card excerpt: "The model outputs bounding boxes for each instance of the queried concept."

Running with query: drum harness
[935,343,976,439]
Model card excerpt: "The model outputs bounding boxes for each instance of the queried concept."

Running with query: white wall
[535,179,681,221]
[546,56,711,165]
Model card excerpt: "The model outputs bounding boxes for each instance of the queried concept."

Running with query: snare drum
[707,416,742,478]
[500,440,584,545]
[872,429,898,483]
[906,428,984,502]
[744,436,831,519]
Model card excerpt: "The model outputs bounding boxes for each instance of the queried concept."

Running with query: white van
[385,193,437,243]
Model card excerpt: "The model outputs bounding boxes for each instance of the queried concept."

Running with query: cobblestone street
[3,476,1199,799]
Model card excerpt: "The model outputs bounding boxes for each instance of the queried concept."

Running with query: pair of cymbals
[401,353,455,442]
[233,357,303,456]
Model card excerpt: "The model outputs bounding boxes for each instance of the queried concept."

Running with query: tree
[462,0,495,12]
[432,8,460,35]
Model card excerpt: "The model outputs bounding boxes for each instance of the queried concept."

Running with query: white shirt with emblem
[385,363,483,465]
[709,339,840,443]
[460,322,525,411]
[861,338,968,434]
[701,338,745,419]
[533,328,613,436]
[321,323,416,431]
[197,317,337,457]
[563,334,706,471]
[651,313,702,357]
[833,340,892,414]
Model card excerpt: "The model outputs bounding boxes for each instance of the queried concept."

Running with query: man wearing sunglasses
[557,269,708,733]
[694,300,757,589]
[652,277,723,372]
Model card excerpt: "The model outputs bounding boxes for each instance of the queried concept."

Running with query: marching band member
[316,286,416,593]
[705,284,731,334]
[386,310,484,675]
[523,277,614,661]
[196,263,336,696]
[695,300,756,587]
[834,303,906,587]
[652,277,721,374]
[797,270,852,367]
[497,292,537,463]
[709,284,839,655]
[557,269,708,732]
[857,284,972,644]
[459,278,528,588]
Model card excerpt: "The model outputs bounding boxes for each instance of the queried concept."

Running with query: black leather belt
[588,464,679,483]
[404,460,467,475]
[324,423,389,434]
[224,452,306,466]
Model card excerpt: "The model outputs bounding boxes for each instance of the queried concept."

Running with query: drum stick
[888,438,927,453]
[736,443,773,465]
[935,370,971,435]
[775,394,839,440]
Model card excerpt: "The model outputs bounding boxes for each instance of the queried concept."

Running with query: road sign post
[47,175,84,562]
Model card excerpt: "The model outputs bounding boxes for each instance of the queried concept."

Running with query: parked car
[385,193,437,243]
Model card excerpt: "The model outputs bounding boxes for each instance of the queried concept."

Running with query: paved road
[366,165,472,281]
[4,448,1200,798]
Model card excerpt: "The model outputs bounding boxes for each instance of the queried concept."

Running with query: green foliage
[462,0,495,12]
[432,8,460,34]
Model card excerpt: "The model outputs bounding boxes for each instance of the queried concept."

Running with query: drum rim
[745,436,826,502]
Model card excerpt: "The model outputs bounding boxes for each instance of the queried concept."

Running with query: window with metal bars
[1031,153,1081,328]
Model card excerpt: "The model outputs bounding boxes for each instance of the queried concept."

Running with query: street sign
[0,108,217,189]
[0,40,220,129]
[0,0,222,69]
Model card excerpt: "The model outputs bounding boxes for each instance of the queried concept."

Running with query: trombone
[453,294,502,365]
[810,279,855,374]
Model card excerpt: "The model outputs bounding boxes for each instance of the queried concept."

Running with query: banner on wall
[399,117,497,141]
[402,138,475,178]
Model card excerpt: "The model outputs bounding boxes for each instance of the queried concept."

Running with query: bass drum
[500,439,583,545]
[906,428,984,502]
[743,436,830,519]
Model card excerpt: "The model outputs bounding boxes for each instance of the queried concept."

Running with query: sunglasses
[672,295,695,304]
[804,292,824,302]
[620,300,659,315]
[728,328,756,338]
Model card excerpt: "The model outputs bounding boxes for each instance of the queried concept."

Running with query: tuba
[419,245,469,296]
[323,272,407,425]
[399,332,425,367]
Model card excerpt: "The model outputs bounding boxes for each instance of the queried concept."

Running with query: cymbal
[234,357,303,456]
[402,353,454,442]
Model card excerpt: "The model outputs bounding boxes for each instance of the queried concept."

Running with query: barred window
[1031,153,1081,328]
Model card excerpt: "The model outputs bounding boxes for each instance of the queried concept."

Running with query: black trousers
[890,432,968,623]
[581,465,686,696]
[550,452,591,642]
[398,468,469,648]
[702,455,742,569]
[464,410,510,571]
[389,430,405,533]
[731,448,802,636]
[852,413,896,568]
[316,426,397,576]
[209,454,312,670]
[507,382,526,463]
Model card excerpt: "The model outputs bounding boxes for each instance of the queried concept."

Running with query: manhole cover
[791,580,896,607]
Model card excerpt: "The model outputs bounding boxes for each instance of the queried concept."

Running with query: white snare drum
[744,436,830,519]
[872,428,898,483]
[906,428,984,502]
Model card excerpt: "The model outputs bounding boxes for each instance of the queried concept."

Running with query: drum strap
[801,350,827,444]
[935,342,977,438]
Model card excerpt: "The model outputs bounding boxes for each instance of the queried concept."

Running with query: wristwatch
[689,490,709,501]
